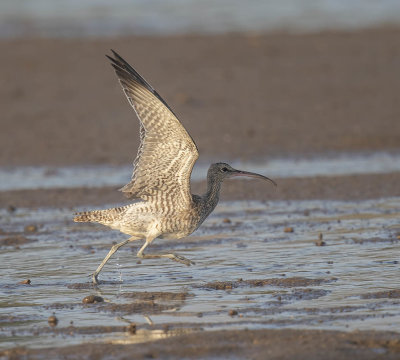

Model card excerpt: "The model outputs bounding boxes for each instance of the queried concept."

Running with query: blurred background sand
[1,1,400,168]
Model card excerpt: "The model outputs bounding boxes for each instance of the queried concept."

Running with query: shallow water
[1,0,400,38]
[1,197,399,349]
[1,152,400,191]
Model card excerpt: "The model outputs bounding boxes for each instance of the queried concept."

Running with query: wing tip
[105,50,177,115]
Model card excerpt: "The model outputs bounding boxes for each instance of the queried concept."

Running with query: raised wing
[107,50,199,207]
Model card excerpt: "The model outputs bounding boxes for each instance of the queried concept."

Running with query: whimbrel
[74,51,276,284]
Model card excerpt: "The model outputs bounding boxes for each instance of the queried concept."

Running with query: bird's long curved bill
[233,170,277,187]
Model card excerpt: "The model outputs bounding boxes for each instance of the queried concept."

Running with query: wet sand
[3,328,400,360]
[1,28,400,359]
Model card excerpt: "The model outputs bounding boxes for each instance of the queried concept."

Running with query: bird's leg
[137,238,195,266]
[92,238,131,284]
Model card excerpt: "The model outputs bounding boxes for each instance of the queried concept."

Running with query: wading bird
[74,51,276,284]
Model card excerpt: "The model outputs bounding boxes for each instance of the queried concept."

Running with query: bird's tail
[73,206,129,224]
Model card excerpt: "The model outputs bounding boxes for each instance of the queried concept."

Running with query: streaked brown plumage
[74,51,276,284]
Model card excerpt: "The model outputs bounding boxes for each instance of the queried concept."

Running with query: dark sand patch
[45,301,173,315]
[0,314,36,325]
[273,288,330,301]
[0,235,36,247]
[67,282,97,290]
[351,237,400,245]
[45,291,187,315]
[120,291,192,301]
[200,277,335,290]
[361,290,400,299]
[97,302,174,315]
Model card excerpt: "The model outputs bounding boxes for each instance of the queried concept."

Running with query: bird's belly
[157,214,198,240]
[159,229,193,240]
[113,204,199,239]
[113,205,158,236]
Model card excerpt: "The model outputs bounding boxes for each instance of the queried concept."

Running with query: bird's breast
[155,207,200,238]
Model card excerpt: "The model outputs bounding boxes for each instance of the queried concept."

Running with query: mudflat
[1,28,400,359]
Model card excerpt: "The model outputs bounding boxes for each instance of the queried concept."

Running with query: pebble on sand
[19,279,31,285]
[7,205,16,213]
[24,224,38,233]
[82,295,104,304]
[127,323,136,335]
[48,315,58,327]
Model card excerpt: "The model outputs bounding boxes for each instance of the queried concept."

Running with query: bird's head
[208,163,277,186]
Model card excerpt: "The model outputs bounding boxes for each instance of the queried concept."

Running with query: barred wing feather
[107,51,199,208]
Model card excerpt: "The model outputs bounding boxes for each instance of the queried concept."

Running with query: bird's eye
[221,167,228,172]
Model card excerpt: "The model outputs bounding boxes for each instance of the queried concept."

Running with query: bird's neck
[202,176,222,214]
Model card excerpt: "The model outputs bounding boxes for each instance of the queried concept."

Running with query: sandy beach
[1,27,400,359]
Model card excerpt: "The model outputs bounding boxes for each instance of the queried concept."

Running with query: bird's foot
[169,254,195,266]
[91,273,99,285]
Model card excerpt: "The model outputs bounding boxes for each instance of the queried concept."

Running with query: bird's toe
[170,254,195,266]
[178,255,195,266]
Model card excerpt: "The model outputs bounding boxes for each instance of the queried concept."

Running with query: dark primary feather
[106,50,176,115]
